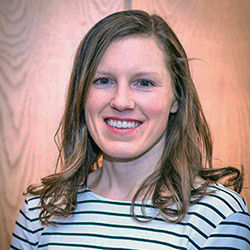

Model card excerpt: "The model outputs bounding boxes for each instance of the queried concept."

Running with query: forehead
[97,35,168,74]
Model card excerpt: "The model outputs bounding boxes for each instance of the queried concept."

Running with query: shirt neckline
[85,187,153,204]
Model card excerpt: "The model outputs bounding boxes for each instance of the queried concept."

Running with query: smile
[104,119,143,129]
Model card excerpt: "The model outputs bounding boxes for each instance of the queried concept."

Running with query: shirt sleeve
[10,198,43,249]
[201,211,250,249]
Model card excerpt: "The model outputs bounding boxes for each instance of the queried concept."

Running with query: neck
[88,139,164,201]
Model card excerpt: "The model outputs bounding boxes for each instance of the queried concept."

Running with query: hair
[27,10,243,225]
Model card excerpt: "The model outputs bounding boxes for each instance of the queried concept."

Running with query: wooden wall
[0,0,249,248]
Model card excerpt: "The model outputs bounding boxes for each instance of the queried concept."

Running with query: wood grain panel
[0,0,125,248]
[132,0,250,203]
[1,0,249,248]
[0,0,41,248]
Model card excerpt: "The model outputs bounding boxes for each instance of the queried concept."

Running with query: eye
[136,79,154,88]
[93,77,112,85]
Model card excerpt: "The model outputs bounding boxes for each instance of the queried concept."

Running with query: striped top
[11,183,249,249]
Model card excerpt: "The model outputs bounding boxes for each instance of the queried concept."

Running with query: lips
[104,117,143,132]
[105,119,142,129]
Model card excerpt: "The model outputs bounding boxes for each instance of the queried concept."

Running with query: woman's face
[85,36,178,160]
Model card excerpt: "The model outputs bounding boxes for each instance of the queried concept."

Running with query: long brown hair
[27,10,243,225]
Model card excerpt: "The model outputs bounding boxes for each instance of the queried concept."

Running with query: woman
[11,10,249,249]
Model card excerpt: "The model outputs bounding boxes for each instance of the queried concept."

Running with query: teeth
[106,119,141,129]
[117,121,122,128]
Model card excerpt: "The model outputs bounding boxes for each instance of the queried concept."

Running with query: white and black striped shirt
[11,183,249,249]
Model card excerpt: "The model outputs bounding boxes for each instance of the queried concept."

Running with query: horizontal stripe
[69,210,209,239]
[208,234,250,244]
[55,214,208,240]
[212,184,244,211]
[38,242,134,249]
[207,194,236,213]
[40,232,187,249]
[58,221,207,239]
[41,222,200,248]
[12,232,38,246]
[78,200,216,228]
[220,221,250,230]
[20,209,39,222]
[27,196,41,203]
[78,199,155,208]
[29,206,40,211]
[16,221,43,234]
[196,202,226,219]
[178,221,208,239]
[238,211,250,217]
[186,211,216,228]
[10,244,20,250]
[72,210,162,221]
[202,247,240,250]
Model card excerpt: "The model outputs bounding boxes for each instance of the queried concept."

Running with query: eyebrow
[95,70,162,78]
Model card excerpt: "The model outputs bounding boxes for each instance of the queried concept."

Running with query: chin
[103,150,143,162]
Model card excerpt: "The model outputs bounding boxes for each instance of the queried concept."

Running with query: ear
[170,100,178,113]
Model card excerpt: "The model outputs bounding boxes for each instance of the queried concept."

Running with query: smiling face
[85,36,178,161]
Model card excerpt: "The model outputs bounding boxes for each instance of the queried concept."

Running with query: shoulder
[21,195,41,218]
[19,194,42,225]
[197,184,250,248]
[187,183,249,235]
[25,195,41,209]
[203,183,248,215]
[11,195,43,249]
[185,184,249,248]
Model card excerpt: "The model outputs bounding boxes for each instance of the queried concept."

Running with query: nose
[110,84,135,111]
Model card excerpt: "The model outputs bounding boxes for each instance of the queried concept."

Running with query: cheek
[85,95,98,131]
[85,91,103,119]
[84,91,109,134]
[145,97,172,119]
[145,98,173,136]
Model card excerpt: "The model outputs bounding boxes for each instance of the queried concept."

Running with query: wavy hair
[27,10,243,225]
